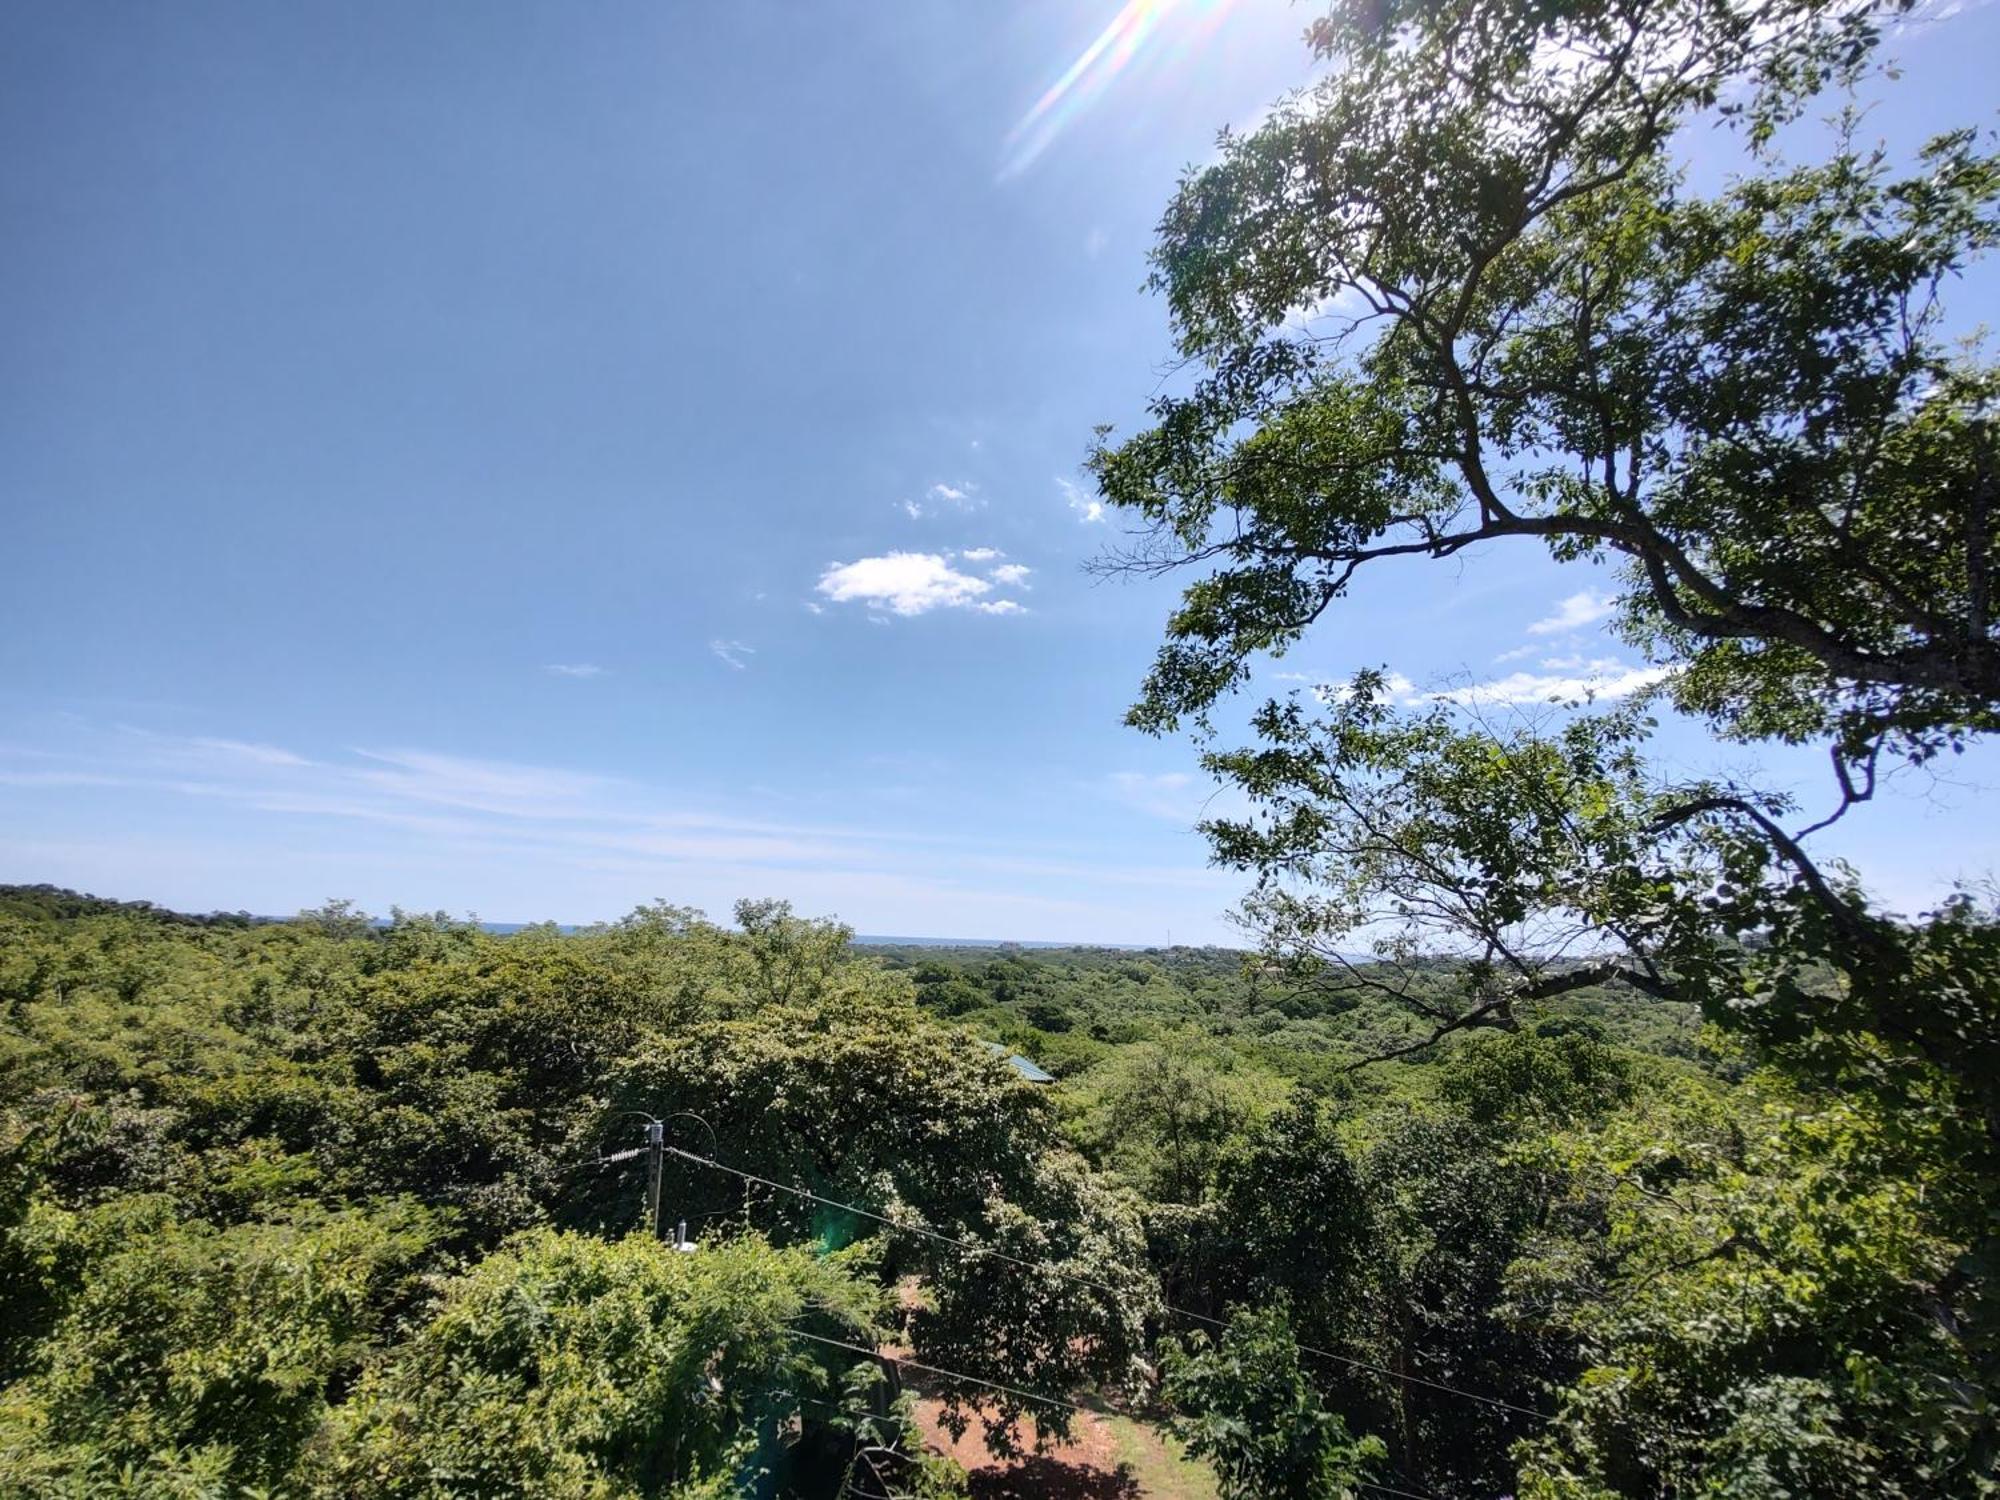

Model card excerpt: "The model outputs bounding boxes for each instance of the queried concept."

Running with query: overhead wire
[577,1123,1522,1488]
[1356,1480,1447,1500]
[783,1328,1092,1416]
[664,1143,1550,1423]
[773,1333,1444,1500]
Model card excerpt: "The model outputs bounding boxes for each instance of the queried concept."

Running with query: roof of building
[981,1040,1056,1084]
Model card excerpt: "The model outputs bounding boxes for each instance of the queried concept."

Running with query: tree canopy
[1086,0,2000,1488]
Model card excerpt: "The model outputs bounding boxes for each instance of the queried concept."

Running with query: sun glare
[1000,0,1243,179]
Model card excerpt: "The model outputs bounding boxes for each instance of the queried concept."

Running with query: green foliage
[607,989,1053,1247]
[1161,1300,1385,1500]
[0,891,1158,1494]
[0,1197,439,1494]
[1074,1036,1284,1204]
[1514,1072,1997,1497]
[319,1229,879,1498]
[1075,0,2000,1485]
[912,1151,1159,1456]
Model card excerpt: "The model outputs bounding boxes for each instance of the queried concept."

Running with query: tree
[1161,1299,1385,1500]
[1088,0,2000,1478]
[1093,0,1998,771]
[316,1229,886,1498]
[612,995,1159,1457]
[1086,0,2000,1128]
[1511,1065,1994,1496]
[1084,1037,1275,1204]
[0,1196,439,1494]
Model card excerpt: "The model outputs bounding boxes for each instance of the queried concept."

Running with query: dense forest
[0,885,1983,1495]
[8,0,2000,1491]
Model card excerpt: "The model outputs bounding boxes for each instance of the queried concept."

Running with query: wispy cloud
[188,737,312,767]
[1526,590,1616,636]
[347,748,609,818]
[815,552,1029,618]
[1059,475,1105,524]
[0,724,1243,937]
[0,770,137,789]
[1277,661,1663,709]
[545,663,607,678]
[1104,768,1245,826]
[1432,661,1670,707]
[1106,770,1199,821]
[903,480,981,519]
[709,639,755,671]
[989,563,1031,587]
[959,547,1004,563]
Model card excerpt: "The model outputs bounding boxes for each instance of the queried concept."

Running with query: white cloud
[1280,286,1372,332]
[1084,226,1109,259]
[1106,770,1199,822]
[1269,670,1417,700]
[1325,671,1419,705]
[1274,661,1661,709]
[0,724,1257,940]
[709,639,755,671]
[904,481,981,519]
[816,553,1025,618]
[1526,590,1616,636]
[188,737,312,767]
[544,663,606,678]
[959,547,1004,563]
[1059,475,1105,524]
[802,601,824,615]
[989,563,1031,587]
[1492,643,1540,663]
[1433,662,1671,707]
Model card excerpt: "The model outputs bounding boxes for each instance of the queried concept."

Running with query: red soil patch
[909,1397,1143,1500]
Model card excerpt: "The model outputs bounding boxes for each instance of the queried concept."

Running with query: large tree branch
[1646,794,1885,952]
[1341,958,1679,1072]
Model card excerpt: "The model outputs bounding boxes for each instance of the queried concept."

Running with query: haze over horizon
[6,0,2000,944]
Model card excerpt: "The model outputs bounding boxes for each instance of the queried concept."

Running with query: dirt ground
[906,1395,1218,1500]
[885,1281,1216,1499]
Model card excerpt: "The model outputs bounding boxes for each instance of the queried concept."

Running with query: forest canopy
[1080,0,2000,1489]
[4,0,1998,1492]
[1,886,1986,1495]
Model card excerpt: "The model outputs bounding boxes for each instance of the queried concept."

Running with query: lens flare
[999,0,1242,180]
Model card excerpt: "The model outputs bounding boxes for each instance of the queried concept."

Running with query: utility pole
[644,1118,665,1240]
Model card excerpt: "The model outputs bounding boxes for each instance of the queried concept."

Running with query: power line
[666,1144,1548,1423]
[778,1333,1443,1500]
[784,1328,1091,1416]
[1357,1481,1445,1500]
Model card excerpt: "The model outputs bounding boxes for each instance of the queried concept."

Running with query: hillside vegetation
[0,885,1984,1496]
[8,0,2000,1488]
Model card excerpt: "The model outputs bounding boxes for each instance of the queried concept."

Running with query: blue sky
[3,0,1997,943]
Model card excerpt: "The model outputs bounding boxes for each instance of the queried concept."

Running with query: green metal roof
[981,1040,1055,1083]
